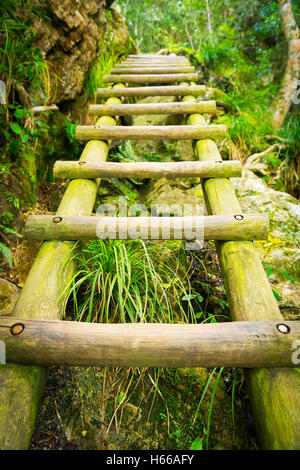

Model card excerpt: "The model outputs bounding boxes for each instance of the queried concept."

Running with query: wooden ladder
[0,54,299,450]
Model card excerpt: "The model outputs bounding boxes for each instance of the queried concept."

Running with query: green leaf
[265,267,273,277]
[272,289,281,301]
[117,392,126,404]
[65,121,76,143]
[208,314,217,323]
[0,242,13,267]
[191,437,203,450]
[277,270,295,284]
[10,139,20,154]
[21,134,29,143]
[197,294,204,303]
[15,108,31,120]
[9,122,22,135]
[182,294,197,301]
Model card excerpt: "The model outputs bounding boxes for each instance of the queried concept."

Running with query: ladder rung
[96,85,206,98]
[119,62,190,67]
[53,160,242,180]
[75,124,226,141]
[1,317,297,368]
[111,67,195,74]
[118,58,189,63]
[103,73,198,84]
[127,55,186,59]
[25,214,269,241]
[89,101,216,116]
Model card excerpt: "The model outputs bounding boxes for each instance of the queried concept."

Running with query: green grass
[65,239,200,325]
[279,115,300,197]
[87,49,118,100]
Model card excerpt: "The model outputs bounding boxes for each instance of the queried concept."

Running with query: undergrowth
[0,1,53,267]
[62,238,237,449]
[65,239,200,324]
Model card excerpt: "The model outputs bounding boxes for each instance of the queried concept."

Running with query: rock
[274,281,300,319]
[31,1,134,102]
[43,366,252,450]
[131,96,195,162]
[145,177,204,217]
[231,170,268,196]
[0,279,19,316]
[233,170,300,317]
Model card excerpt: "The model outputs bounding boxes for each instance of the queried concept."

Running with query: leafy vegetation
[0,1,52,266]
[120,0,300,196]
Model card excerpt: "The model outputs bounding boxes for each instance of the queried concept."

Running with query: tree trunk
[273,0,300,128]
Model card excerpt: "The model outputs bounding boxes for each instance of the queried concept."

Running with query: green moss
[247,368,300,449]
[0,364,46,450]
[49,366,251,450]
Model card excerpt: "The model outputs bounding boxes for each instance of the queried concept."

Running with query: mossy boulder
[232,170,300,319]
[52,366,252,450]
[130,96,195,162]
[0,278,19,316]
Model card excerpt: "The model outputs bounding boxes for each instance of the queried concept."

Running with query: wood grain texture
[124,56,189,63]
[0,318,298,368]
[126,57,189,61]
[111,67,195,74]
[103,73,198,84]
[89,101,216,116]
[24,214,269,241]
[116,62,190,67]
[96,85,206,98]
[75,124,226,141]
[182,90,300,449]
[53,160,242,179]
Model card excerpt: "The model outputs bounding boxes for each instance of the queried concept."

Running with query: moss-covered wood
[103,73,198,84]
[0,364,47,450]
[111,66,195,74]
[24,213,269,242]
[0,90,124,450]
[75,124,226,141]
[182,91,300,449]
[97,85,205,98]
[53,160,241,179]
[89,101,215,116]
[1,318,299,368]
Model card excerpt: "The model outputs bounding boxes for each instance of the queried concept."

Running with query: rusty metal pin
[234,215,244,221]
[53,217,62,224]
[10,323,25,336]
[79,161,86,166]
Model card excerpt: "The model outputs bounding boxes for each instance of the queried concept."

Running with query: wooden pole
[127,57,188,61]
[118,63,190,67]
[24,214,269,242]
[89,101,216,116]
[111,67,195,74]
[75,124,226,141]
[30,104,59,113]
[53,160,242,180]
[116,61,190,66]
[0,318,298,368]
[0,86,125,450]
[96,85,206,98]
[128,55,187,59]
[182,88,300,449]
[103,73,198,84]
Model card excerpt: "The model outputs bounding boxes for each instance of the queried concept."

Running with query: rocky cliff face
[32,0,133,103]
